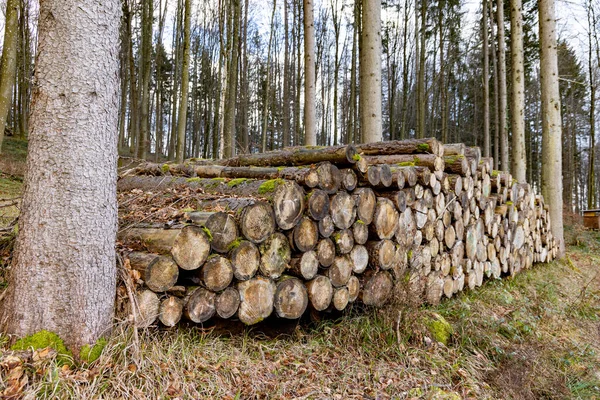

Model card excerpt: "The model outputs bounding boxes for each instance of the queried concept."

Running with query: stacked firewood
[117,138,558,328]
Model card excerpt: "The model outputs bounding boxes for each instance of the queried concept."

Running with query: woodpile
[118,138,558,327]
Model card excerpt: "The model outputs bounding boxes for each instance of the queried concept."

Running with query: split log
[159,296,184,327]
[306,275,334,311]
[259,232,292,279]
[355,138,443,157]
[184,287,216,323]
[230,240,260,281]
[215,287,240,319]
[237,277,277,325]
[274,277,309,319]
[220,144,357,167]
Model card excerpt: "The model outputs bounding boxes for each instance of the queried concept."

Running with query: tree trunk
[304,0,317,145]
[0,0,19,153]
[0,0,120,351]
[223,0,240,158]
[360,0,383,143]
[416,0,427,139]
[138,0,153,159]
[538,0,565,256]
[482,0,490,158]
[176,0,191,163]
[510,0,526,182]
[497,0,509,170]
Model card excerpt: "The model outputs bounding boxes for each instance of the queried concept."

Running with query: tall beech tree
[0,0,120,350]
[510,0,527,182]
[360,0,383,143]
[0,0,19,153]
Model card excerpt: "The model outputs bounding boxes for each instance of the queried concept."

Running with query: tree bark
[510,0,526,182]
[360,0,383,143]
[0,0,18,153]
[0,0,120,351]
[497,0,509,170]
[176,0,191,163]
[304,0,317,145]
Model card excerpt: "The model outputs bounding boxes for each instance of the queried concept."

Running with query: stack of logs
[117,138,558,328]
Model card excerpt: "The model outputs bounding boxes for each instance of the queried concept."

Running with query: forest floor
[0,141,599,399]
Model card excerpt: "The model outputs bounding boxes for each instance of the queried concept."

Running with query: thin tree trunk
[138,0,153,159]
[0,0,19,153]
[304,0,317,145]
[416,0,426,139]
[347,0,359,143]
[510,0,526,182]
[360,0,383,143]
[223,0,241,158]
[539,0,565,257]
[0,0,120,351]
[587,1,597,209]
[399,0,410,140]
[176,0,191,163]
[497,0,508,170]
[482,0,490,158]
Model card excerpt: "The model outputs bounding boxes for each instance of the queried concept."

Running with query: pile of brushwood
[117,138,558,328]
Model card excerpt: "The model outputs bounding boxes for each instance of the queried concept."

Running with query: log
[201,256,234,292]
[443,143,466,156]
[293,217,319,252]
[273,180,306,230]
[259,232,292,279]
[224,144,358,167]
[159,296,184,327]
[316,162,343,194]
[289,250,319,280]
[392,167,406,189]
[347,275,360,302]
[341,169,358,191]
[332,287,350,311]
[307,189,330,220]
[444,155,470,176]
[274,277,309,319]
[184,287,216,323]
[366,240,396,270]
[371,198,399,240]
[171,226,212,271]
[355,138,443,157]
[376,191,407,212]
[135,289,160,328]
[239,201,276,244]
[400,166,418,187]
[316,238,336,267]
[353,187,377,225]
[331,191,357,229]
[144,255,179,292]
[358,165,381,187]
[306,275,334,311]
[333,229,355,254]
[205,212,238,253]
[214,287,240,319]
[361,271,393,307]
[363,154,445,172]
[230,240,260,281]
[318,215,335,238]
[327,255,353,287]
[378,164,394,187]
[352,220,369,245]
[349,244,369,273]
[237,277,277,325]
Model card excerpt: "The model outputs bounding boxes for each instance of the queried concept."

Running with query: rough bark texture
[176,0,191,163]
[0,0,120,351]
[360,0,383,143]
[539,0,565,256]
[0,0,18,152]
[510,0,527,182]
[497,0,509,170]
[303,0,316,145]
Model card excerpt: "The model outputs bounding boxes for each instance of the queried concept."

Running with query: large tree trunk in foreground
[360,0,383,143]
[0,0,120,351]
[539,0,565,257]
[0,0,19,153]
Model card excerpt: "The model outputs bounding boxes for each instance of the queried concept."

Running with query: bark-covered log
[274,277,309,319]
[289,250,319,280]
[361,270,393,307]
[224,144,358,167]
[444,155,470,175]
[184,287,216,323]
[239,201,276,243]
[215,287,240,319]
[135,289,160,328]
[363,154,444,172]
[230,240,260,280]
[355,138,443,157]
[307,189,330,220]
[306,275,334,311]
[159,296,184,327]
[237,277,276,325]
[443,143,466,156]
[259,232,292,279]
[331,191,357,229]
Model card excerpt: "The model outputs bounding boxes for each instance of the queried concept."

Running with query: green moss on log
[397,162,415,167]
[258,179,284,194]
[416,143,430,152]
[161,164,170,174]
[201,226,213,241]
[227,178,249,187]
[227,237,243,251]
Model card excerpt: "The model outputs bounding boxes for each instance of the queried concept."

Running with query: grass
[1,229,598,398]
